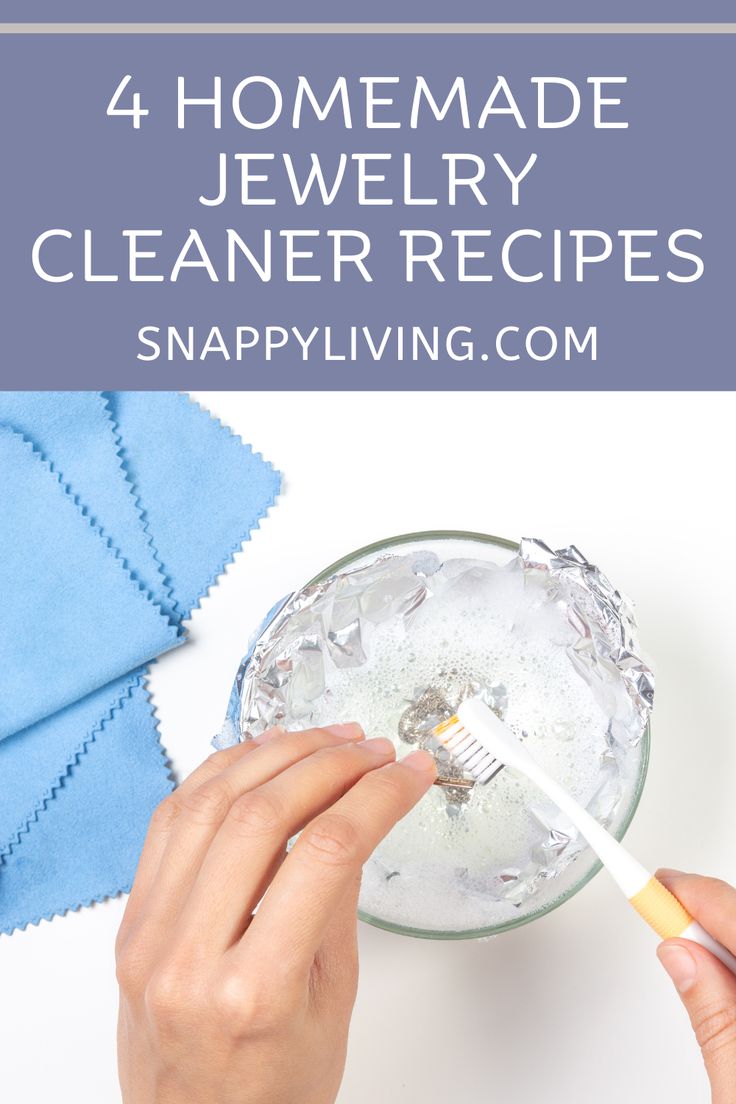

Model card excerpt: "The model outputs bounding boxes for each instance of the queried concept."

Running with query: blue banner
[1,31,733,388]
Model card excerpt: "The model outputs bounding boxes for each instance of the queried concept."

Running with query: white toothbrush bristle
[433,714,503,785]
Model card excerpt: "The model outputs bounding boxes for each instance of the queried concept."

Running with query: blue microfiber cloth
[0,675,173,933]
[106,391,280,620]
[0,673,138,861]
[0,394,280,934]
[0,426,181,739]
[0,392,167,608]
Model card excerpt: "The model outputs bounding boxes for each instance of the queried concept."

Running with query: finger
[310,873,362,1011]
[122,738,260,931]
[242,749,436,979]
[175,738,397,954]
[657,870,736,955]
[135,725,364,925]
[120,725,364,954]
[658,939,736,1097]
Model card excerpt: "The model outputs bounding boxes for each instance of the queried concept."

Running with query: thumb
[658,938,736,1099]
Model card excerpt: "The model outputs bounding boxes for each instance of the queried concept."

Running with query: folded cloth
[0,426,181,740]
[0,673,138,861]
[0,394,280,934]
[0,392,166,607]
[0,675,173,933]
[107,392,280,619]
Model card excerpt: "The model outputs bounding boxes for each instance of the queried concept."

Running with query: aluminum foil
[518,538,654,747]
[215,548,441,750]
[217,538,652,755]
[214,538,653,919]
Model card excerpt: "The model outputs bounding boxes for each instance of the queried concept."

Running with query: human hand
[115,724,436,1104]
[656,869,736,1102]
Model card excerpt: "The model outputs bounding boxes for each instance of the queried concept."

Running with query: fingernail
[401,749,438,774]
[658,943,698,994]
[656,868,687,880]
[324,722,364,740]
[362,737,396,756]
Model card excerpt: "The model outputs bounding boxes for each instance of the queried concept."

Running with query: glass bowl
[306,531,650,940]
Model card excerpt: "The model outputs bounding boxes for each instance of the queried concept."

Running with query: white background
[2,390,734,1104]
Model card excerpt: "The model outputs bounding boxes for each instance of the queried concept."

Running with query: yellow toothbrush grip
[629,876,693,940]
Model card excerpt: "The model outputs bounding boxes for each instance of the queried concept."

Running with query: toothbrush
[435,697,736,975]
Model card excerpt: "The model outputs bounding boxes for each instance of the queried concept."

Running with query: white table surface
[2,390,733,1104]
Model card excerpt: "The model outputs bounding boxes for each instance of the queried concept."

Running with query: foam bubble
[306,559,644,934]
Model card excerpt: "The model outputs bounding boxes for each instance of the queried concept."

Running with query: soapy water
[314,563,642,932]
[230,543,649,935]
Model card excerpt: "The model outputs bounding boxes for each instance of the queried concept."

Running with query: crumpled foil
[217,538,652,749]
[215,548,443,750]
[518,538,654,748]
[214,538,653,911]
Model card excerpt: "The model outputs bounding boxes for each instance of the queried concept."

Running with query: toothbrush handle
[499,729,736,975]
[526,767,736,975]
[629,876,736,976]
[680,921,736,975]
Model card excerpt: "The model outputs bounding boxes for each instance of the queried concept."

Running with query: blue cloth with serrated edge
[0,676,172,933]
[0,392,167,609]
[0,393,280,934]
[106,391,280,619]
[0,426,181,741]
